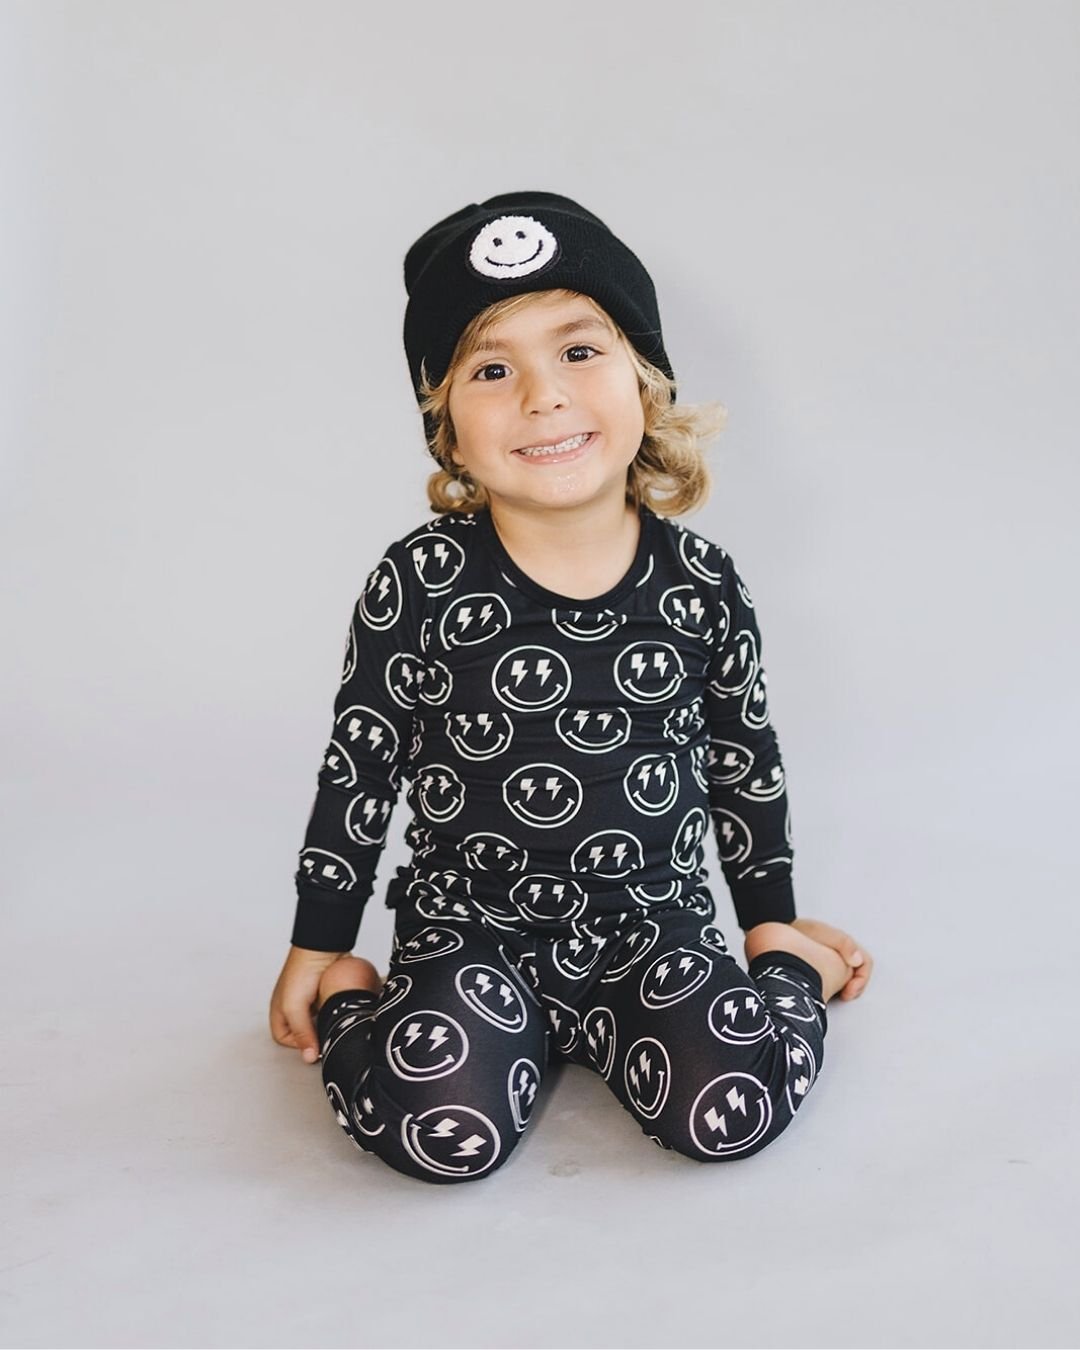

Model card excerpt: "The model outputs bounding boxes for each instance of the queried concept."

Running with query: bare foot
[743,922,853,1001]
[316,956,383,1013]
[790,918,872,1000]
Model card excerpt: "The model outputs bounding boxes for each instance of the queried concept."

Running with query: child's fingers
[269,1005,300,1047]
[283,1025,320,1061]
[272,1029,302,1049]
[829,933,863,968]
[840,961,873,999]
[291,1008,320,1062]
[271,999,319,1053]
[839,940,871,978]
[853,950,873,985]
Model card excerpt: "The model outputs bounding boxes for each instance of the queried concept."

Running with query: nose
[521,362,569,416]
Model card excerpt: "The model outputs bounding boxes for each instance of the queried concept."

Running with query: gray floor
[3,749,1076,1349]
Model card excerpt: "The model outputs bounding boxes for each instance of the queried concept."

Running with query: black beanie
[402,190,676,458]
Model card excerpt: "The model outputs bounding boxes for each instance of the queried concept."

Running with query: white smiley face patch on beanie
[467,215,561,279]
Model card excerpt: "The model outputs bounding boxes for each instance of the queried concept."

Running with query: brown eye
[474,363,509,382]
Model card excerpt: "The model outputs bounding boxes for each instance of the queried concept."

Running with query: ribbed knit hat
[403,191,675,457]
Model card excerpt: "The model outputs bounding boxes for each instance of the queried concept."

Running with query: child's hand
[269,945,348,1064]
[790,918,873,1000]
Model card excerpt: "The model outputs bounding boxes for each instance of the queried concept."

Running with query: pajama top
[290,504,797,953]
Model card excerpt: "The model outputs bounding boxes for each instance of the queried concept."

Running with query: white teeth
[517,432,590,457]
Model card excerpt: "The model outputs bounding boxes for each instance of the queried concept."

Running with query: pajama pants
[315,889,828,1184]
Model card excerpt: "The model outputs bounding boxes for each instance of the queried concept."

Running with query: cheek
[605,380,646,437]
[446,395,505,459]
[625,387,646,430]
[593,362,644,426]
[447,385,468,430]
[447,390,478,438]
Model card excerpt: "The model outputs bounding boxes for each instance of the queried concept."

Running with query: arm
[703,551,796,932]
[289,539,424,952]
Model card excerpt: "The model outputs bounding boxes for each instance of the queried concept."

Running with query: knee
[351,1068,533,1184]
[374,1107,528,1184]
[645,1113,790,1162]
[651,1121,787,1163]
[642,1071,795,1162]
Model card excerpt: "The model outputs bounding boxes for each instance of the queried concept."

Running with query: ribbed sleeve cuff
[290,895,366,953]
[729,874,796,931]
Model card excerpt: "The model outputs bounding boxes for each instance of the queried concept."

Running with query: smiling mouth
[485,241,544,268]
[513,431,595,460]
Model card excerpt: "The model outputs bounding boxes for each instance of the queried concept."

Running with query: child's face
[446,291,645,518]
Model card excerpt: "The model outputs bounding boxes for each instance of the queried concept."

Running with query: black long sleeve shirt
[290,504,796,953]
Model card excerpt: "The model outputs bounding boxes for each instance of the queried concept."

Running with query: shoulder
[400,508,482,545]
[391,510,483,591]
[369,509,478,556]
[366,511,483,571]
[647,512,759,639]
[649,510,731,588]
[358,511,485,616]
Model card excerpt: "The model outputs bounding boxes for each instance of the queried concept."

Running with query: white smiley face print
[401,1105,502,1179]
[503,763,583,829]
[460,831,529,875]
[784,1030,818,1113]
[738,762,786,803]
[706,738,753,787]
[322,705,400,789]
[344,790,394,845]
[416,763,467,823]
[492,646,572,712]
[658,585,712,642]
[467,215,561,280]
[640,947,713,1008]
[298,847,356,891]
[386,1008,469,1081]
[663,702,704,747]
[555,707,632,754]
[624,752,680,816]
[614,642,686,704]
[445,710,515,761]
[709,627,757,700]
[455,964,532,1033]
[671,806,709,874]
[405,531,466,596]
[439,593,512,650]
[359,556,402,630]
[677,530,726,585]
[509,1058,543,1133]
[341,619,357,684]
[712,806,753,864]
[385,651,424,710]
[509,873,588,924]
[708,986,772,1045]
[624,1037,671,1120]
[689,1072,772,1157]
[552,608,626,642]
[570,829,645,880]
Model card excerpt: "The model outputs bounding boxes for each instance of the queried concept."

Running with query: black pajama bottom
[315,896,828,1184]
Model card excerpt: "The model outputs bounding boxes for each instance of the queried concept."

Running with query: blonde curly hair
[416,289,727,518]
